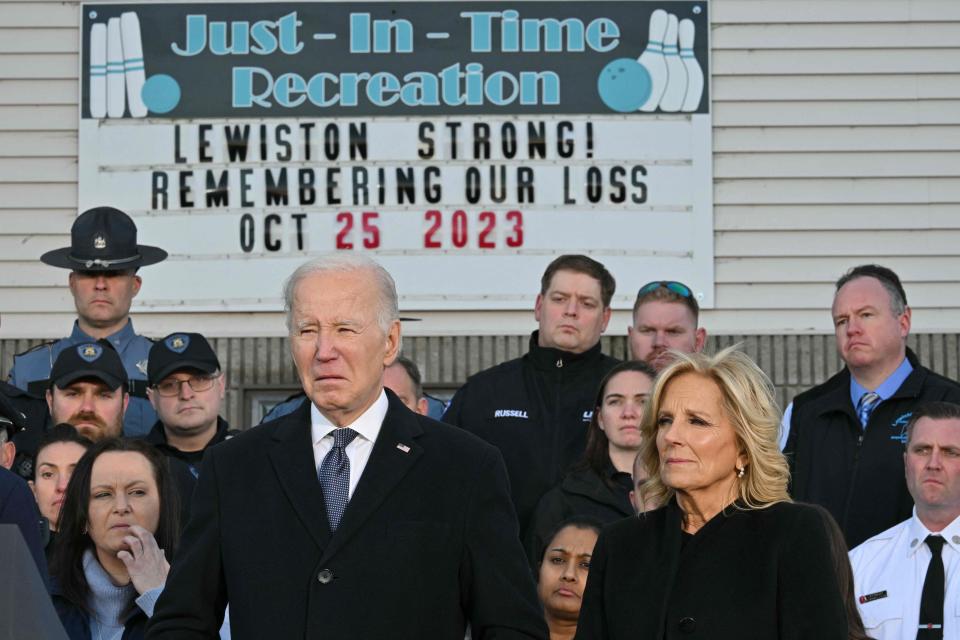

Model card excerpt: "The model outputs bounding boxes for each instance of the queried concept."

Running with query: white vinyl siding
[1,0,958,337]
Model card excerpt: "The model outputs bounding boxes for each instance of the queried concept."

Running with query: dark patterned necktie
[319,428,359,532]
[917,535,945,640]
[856,392,881,429]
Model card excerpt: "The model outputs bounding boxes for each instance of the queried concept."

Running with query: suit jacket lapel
[319,394,423,564]
[268,401,332,550]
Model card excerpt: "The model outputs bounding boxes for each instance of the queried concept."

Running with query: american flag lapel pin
[396,443,411,453]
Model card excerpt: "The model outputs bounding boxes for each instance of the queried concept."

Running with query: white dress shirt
[311,390,388,499]
[850,510,960,640]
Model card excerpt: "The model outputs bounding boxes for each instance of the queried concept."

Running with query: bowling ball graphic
[141,74,181,114]
[597,58,652,113]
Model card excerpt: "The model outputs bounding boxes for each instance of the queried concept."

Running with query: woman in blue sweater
[50,438,179,640]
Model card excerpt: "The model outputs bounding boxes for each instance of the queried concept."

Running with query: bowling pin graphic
[120,12,147,117]
[89,23,107,118]
[679,19,704,112]
[658,14,687,112]
[638,9,668,112]
[106,17,126,118]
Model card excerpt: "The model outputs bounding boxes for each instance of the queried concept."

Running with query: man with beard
[45,340,196,526]
[45,340,128,442]
[627,280,707,371]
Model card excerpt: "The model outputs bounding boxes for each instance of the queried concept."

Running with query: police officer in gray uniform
[8,206,167,438]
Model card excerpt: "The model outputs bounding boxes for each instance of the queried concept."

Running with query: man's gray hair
[282,254,399,333]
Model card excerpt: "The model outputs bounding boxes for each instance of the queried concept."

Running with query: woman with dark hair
[29,424,92,561]
[538,517,602,640]
[526,361,656,564]
[808,504,875,640]
[51,438,180,640]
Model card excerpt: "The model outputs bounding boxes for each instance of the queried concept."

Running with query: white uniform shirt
[311,390,388,499]
[849,510,960,640]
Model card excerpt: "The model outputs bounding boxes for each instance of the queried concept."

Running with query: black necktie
[918,535,945,640]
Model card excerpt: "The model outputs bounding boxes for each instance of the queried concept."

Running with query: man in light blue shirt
[9,207,167,438]
[783,265,960,547]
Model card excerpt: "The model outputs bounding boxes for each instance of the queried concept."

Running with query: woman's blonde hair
[639,345,791,510]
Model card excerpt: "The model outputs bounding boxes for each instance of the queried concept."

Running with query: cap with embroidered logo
[50,340,128,391]
[148,332,220,386]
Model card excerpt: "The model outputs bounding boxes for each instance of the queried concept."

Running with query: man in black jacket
[144,333,237,478]
[785,264,960,547]
[443,255,620,538]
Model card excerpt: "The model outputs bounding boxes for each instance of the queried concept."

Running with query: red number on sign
[336,212,353,249]
[505,210,523,247]
[424,210,442,248]
[478,211,496,249]
[451,210,468,248]
[362,212,380,248]
[423,210,525,248]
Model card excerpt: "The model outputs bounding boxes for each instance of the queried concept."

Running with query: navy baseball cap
[148,333,220,386]
[50,340,128,391]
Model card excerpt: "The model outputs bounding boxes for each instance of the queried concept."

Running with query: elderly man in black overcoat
[147,255,546,640]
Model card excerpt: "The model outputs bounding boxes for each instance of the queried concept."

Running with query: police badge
[165,334,190,354]
[77,343,103,362]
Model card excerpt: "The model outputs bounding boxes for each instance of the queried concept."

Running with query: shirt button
[317,569,334,584]
[678,617,696,634]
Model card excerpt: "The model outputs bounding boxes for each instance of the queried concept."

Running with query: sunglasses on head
[637,281,694,299]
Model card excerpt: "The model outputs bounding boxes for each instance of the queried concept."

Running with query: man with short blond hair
[628,280,706,371]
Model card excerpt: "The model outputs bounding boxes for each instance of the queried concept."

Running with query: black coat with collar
[146,390,547,640]
[442,331,620,538]
[785,348,960,548]
[575,499,848,640]
[525,464,632,566]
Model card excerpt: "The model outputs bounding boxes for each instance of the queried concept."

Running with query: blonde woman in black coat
[575,346,847,640]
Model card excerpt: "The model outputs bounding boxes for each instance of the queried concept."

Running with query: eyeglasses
[637,281,694,299]
[153,373,220,397]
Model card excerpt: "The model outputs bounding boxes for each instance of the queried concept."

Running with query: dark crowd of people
[2,206,960,640]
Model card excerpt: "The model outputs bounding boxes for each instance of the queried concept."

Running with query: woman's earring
[82,523,88,535]
[736,466,745,478]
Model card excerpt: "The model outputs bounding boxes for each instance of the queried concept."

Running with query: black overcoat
[147,391,547,639]
[575,498,848,640]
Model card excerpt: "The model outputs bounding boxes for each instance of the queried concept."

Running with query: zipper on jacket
[840,431,865,535]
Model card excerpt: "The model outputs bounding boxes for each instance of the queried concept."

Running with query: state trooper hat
[0,393,28,439]
[148,333,220,386]
[50,340,128,391]
[40,206,167,271]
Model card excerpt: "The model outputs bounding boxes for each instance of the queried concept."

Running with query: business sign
[79,1,713,312]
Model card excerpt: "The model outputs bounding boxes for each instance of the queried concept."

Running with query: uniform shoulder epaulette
[13,340,57,358]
